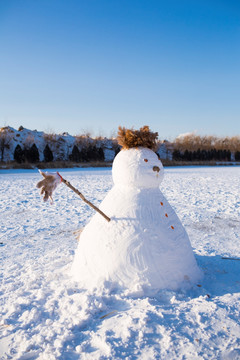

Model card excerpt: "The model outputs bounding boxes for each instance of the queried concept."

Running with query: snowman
[70,126,202,296]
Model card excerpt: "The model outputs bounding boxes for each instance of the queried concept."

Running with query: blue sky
[0,0,239,139]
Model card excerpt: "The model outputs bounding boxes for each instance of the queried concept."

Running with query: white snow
[1,166,240,359]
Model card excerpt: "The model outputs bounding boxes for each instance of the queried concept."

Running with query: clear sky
[0,0,239,139]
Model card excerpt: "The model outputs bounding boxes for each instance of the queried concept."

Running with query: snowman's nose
[153,166,160,173]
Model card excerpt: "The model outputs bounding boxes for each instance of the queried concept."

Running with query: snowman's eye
[144,159,148,162]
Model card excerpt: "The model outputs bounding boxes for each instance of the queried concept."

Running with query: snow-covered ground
[1,166,240,359]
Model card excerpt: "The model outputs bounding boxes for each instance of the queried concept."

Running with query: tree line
[172,134,240,162]
[172,148,239,162]
[13,143,108,163]
[1,126,240,164]
[0,126,120,163]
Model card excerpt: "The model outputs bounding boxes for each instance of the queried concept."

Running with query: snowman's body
[71,148,202,295]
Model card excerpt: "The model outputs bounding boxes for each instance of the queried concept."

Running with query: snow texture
[71,148,202,295]
[1,166,240,359]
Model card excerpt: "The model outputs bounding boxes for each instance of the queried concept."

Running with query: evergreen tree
[201,150,207,160]
[69,145,81,162]
[212,149,217,160]
[183,150,191,161]
[218,150,223,160]
[14,144,25,163]
[227,150,231,161]
[43,144,53,162]
[79,148,88,162]
[87,145,99,161]
[188,151,193,161]
[196,149,201,160]
[98,147,104,161]
[225,150,231,161]
[24,143,39,163]
[235,151,240,161]
[172,149,181,160]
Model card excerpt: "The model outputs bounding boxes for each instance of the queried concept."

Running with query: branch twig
[59,174,111,222]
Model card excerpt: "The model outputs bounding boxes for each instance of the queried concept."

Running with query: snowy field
[1,166,240,360]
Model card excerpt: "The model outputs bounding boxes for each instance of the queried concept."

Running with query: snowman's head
[112,147,164,189]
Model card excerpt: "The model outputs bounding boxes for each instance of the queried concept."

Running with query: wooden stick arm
[60,175,111,223]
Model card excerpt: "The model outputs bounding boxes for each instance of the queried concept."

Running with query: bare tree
[230,136,240,152]
[174,134,240,152]
[74,133,92,149]
[44,132,57,146]
[23,134,35,149]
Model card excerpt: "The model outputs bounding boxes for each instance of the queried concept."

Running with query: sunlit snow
[1,166,240,359]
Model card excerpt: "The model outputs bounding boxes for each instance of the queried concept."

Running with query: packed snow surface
[72,148,202,294]
[1,166,240,359]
